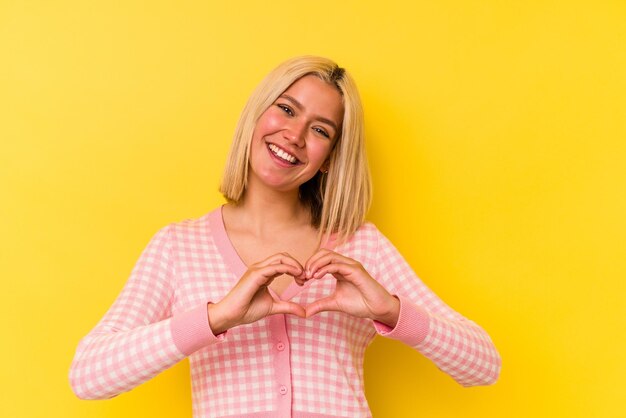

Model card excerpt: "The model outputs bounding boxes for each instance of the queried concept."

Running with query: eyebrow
[279,94,339,132]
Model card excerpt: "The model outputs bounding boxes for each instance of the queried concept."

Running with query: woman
[69,56,501,418]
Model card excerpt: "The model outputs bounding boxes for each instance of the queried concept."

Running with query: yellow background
[1,1,624,417]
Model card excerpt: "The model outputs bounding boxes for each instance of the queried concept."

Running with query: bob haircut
[220,55,371,244]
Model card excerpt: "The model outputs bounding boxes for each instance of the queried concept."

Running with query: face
[248,75,344,193]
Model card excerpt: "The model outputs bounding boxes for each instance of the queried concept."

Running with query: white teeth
[268,144,297,164]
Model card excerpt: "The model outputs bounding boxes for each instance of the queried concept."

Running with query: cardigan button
[279,385,288,395]
[276,342,285,351]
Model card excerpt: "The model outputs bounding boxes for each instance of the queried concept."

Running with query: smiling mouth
[267,143,300,165]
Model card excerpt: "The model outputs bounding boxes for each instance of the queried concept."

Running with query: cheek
[255,110,282,136]
[308,140,333,162]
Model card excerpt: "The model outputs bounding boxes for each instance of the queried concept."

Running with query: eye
[313,127,330,138]
[277,104,294,116]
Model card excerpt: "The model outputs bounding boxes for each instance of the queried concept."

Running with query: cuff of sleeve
[373,294,430,346]
[170,303,226,356]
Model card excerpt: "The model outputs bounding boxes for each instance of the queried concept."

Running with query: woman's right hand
[206,253,306,334]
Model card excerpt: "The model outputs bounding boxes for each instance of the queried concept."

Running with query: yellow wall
[1,1,624,417]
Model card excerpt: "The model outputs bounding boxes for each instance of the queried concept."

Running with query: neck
[226,180,312,238]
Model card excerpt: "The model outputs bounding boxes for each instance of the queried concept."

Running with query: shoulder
[339,220,404,256]
[336,221,385,254]
[162,206,223,242]
[352,221,382,241]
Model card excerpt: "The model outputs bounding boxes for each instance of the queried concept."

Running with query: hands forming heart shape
[207,249,400,335]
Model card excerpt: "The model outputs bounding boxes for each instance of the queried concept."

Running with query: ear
[319,161,329,174]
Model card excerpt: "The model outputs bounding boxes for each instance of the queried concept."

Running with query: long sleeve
[69,225,224,400]
[370,227,502,387]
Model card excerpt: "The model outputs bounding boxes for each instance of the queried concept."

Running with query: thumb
[305,297,339,318]
[271,300,306,318]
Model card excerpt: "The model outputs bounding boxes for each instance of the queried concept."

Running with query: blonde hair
[220,55,371,244]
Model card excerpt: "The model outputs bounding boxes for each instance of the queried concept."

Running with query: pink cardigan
[69,207,501,417]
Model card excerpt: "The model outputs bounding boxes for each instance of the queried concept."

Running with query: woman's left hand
[299,249,400,327]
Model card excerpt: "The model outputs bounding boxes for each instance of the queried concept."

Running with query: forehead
[280,75,344,126]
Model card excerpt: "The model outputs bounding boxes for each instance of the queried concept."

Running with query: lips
[267,143,301,165]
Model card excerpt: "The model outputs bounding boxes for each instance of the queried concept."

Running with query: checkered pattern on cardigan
[69,207,501,418]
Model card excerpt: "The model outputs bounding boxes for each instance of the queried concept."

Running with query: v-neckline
[208,205,338,301]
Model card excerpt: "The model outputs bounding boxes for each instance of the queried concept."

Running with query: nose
[283,120,306,147]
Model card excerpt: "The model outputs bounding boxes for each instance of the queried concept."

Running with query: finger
[305,249,342,278]
[271,300,306,318]
[305,248,352,270]
[314,264,387,302]
[257,253,304,276]
[236,267,300,301]
[275,253,306,279]
[304,248,332,273]
[305,296,340,317]
[308,253,356,278]
[312,264,350,280]
[254,263,304,286]
[256,253,304,277]
[259,263,303,278]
